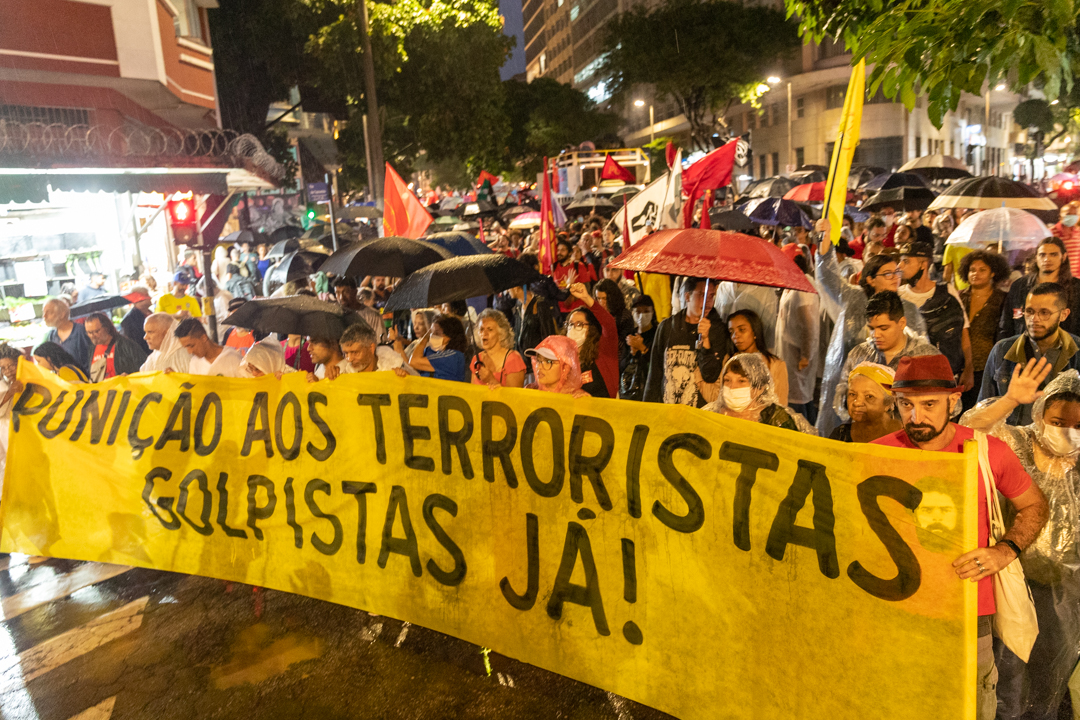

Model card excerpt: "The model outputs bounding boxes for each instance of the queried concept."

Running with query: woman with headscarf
[525,335,589,399]
[703,353,800,431]
[239,341,295,378]
[815,218,927,437]
[829,363,902,442]
[140,313,192,373]
[32,342,88,383]
[961,361,1080,720]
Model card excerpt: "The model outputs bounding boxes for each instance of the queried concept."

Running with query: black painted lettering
[284,477,303,549]
[847,476,923,601]
[481,401,518,487]
[307,392,336,461]
[241,392,273,458]
[398,394,434,472]
[520,408,565,498]
[422,494,466,586]
[106,390,131,446]
[193,393,222,456]
[127,392,162,460]
[154,386,192,451]
[765,460,840,579]
[274,392,303,461]
[176,470,213,535]
[568,414,614,510]
[69,389,116,444]
[245,474,277,541]
[546,521,609,636]
[306,478,343,556]
[378,485,422,576]
[39,390,83,439]
[11,383,51,432]
[500,513,539,610]
[342,481,376,563]
[652,433,708,533]
[625,425,649,518]
[437,395,474,478]
[718,442,780,551]
[142,467,180,530]
[215,472,248,538]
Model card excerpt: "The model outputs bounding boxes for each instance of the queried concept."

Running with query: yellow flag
[824,59,865,244]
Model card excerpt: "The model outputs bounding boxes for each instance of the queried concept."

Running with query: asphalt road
[0,554,675,720]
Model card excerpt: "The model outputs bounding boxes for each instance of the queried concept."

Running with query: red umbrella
[608,228,816,294]
[782,181,855,203]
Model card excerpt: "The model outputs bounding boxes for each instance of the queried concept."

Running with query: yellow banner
[1,362,977,720]
[825,59,866,245]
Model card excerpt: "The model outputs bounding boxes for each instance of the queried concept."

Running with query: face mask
[722,386,754,411]
[1064,215,1079,228]
[1041,426,1080,456]
[632,310,653,330]
[567,327,588,347]
[429,335,447,352]
[883,214,896,227]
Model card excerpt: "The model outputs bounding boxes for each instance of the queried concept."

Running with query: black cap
[897,241,933,259]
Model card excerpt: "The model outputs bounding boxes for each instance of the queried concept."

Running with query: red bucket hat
[888,355,961,394]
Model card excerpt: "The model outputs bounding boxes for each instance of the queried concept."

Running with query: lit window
[570,5,579,21]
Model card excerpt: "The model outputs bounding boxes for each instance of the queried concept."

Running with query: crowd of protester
[3,192,1080,719]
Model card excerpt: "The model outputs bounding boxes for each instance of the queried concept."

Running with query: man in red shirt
[872,355,1049,720]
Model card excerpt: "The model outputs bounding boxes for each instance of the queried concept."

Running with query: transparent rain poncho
[960,370,1080,717]
[703,353,815,434]
[815,245,927,437]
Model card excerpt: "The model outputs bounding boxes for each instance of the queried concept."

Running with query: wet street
[0,554,676,720]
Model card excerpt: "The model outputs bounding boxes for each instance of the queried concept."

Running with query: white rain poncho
[960,370,1080,717]
[239,341,294,378]
[703,353,814,433]
[139,317,191,374]
[815,246,927,437]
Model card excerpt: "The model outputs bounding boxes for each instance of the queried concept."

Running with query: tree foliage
[786,0,1080,127]
[601,0,800,152]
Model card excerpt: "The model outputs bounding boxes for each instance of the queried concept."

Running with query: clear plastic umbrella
[945,206,1051,252]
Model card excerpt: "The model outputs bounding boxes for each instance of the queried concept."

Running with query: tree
[787,0,1080,127]
[601,0,800,152]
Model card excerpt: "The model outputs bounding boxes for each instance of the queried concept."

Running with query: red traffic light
[167,197,196,226]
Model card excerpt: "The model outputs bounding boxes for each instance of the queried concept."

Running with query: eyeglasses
[566,321,590,331]
[874,270,903,279]
[535,356,557,368]
[1024,308,1062,321]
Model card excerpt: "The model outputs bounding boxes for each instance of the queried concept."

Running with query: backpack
[920,284,965,375]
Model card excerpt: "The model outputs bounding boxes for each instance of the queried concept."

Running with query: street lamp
[634,99,654,144]
[634,99,645,107]
[767,76,781,85]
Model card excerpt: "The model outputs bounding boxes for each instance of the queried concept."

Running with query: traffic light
[167,194,198,244]
[305,204,318,222]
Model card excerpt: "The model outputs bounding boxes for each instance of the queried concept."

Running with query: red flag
[665,141,677,169]
[600,154,637,184]
[551,159,561,193]
[538,157,555,275]
[681,139,738,228]
[383,163,433,238]
[475,170,500,188]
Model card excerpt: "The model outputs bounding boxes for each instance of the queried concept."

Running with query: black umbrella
[69,295,133,318]
[860,172,930,192]
[927,176,1058,211]
[424,231,493,256]
[789,169,826,185]
[223,296,367,340]
[384,255,542,312]
[319,237,452,279]
[744,176,797,199]
[566,196,617,216]
[462,200,498,218]
[708,209,755,232]
[269,225,304,243]
[267,238,300,258]
[499,204,534,221]
[222,229,269,246]
[861,186,938,212]
[261,251,327,295]
[899,154,972,180]
[848,165,887,191]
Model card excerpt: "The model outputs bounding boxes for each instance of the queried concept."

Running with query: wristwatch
[998,538,1022,559]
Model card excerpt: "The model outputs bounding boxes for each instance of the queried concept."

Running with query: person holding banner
[525,335,589,399]
[872,355,1049,720]
[564,283,618,398]
[470,309,527,388]
[140,313,191,374]
[392,315,469,383]
[961,360,1080,720]
[829,363,901,443]
[174,319,243,378]
[32,342,88,383]
[702,353,799,431]
[239,341,293,378]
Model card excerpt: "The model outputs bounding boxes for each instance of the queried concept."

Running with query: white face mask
[1041,426,1080,456]
[1064,215,1079,228]
[567,327,588,347]
[883,214,896,227]
[722,386,754,411]
[429,335,447,352]
[632,310,653,330]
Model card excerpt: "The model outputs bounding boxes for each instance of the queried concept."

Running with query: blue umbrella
[844,206,871,223]
[424,231,493,256]
[736,198,813,228]
[860,172,930,192]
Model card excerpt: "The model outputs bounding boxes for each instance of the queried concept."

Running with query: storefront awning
[0,167,276,205]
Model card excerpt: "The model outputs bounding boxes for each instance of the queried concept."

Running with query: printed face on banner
[1,362,977,720]
[631,202,659,235]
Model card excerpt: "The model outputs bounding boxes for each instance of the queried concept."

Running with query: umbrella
[319,237,452,279]
[608,228,816,293]
[899,154,972,180]
[744,176,797,199]
[222,229,269,246]
[267,237,334,259]
[605,186,641,200]
[462,200,497,217]
[782,181,857,203]
[384,255,543,312]
[566,196,617,215]
[424,231,493,256]
[499,205,534,220]
[945,207,1052,251]
[453,222,481,233]
[509,211,541,229]
[736,197,813,228]
[439,197,464,210]
[301,223,352,240]
[223,296,366,341]
[434,215,460,226]
[928,177,1058,212]
[861,186,938,212]
[262,251,327,295]
[69,294,138,318]
[860,172,931,192]
[789,169,826,185]
[848,165,887,192]
[798,164,830,173]
[337,206,382,220]
[708,209,755,232]
[268,225,304,243]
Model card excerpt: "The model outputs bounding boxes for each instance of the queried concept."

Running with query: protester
[42,298,93,375]
[309,337,353,380]
[872,354,1049,720]
[1000,237,1080,337]
[140,313,191,373]
[471,309,526,388]
[621,295,657,401]
[703,354,799,431]
[897,240,973,387]
[341,322,411,373]
[816,219,927,437]
[525,336,589,398]
[336,277,384,342]
[565,282,620,398]
[980,282,1080,425]
[834,291,940,418]
[959,250,1010,410]
[829,363,901,442]
[224,263,258,300]
[961,360,1080,720]
[32,342,88,383]
[83,312,148,381]
[0,344,22,487]
[438,300,478,358]
[174,318,243,377]
[1051,200,1080,271]
[120,287,153,354]
[221,299,260,355]
[391,314,469,382]
[726,309,788,406]
[593,278,636,370]
[79,272,108,302]
[552,239,594,313]
[508,278,558,355]
[602,257,641,308]
[775,253,820,422]
[715,282,780,347]
[239,341,292,378]
[643,277,728,407]
[156,272,202,318]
